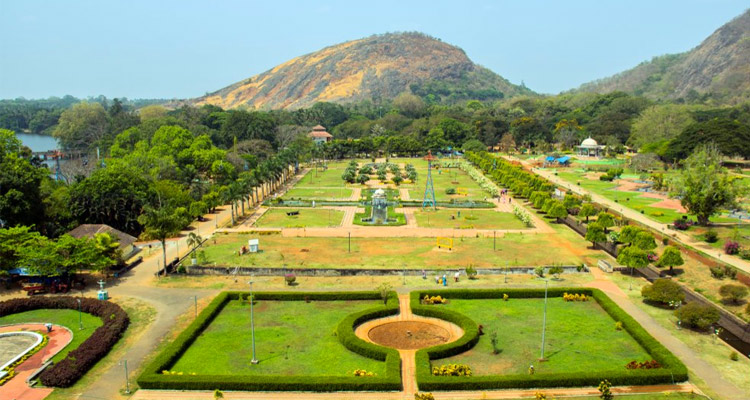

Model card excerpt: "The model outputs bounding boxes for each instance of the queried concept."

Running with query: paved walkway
[509,156,750,275]
[0,324,72,400]
[585,269,746,400]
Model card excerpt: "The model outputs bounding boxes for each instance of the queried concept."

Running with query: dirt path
[399,188,411,201]
[0,324,72,400]
[585,269,746,400]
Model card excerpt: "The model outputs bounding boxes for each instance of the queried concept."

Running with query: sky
[1,0,747,99]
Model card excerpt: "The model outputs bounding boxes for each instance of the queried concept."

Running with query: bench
[598,260,614,273]
[286,211,300,216]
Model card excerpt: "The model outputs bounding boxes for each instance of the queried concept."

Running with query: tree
[0,153,46,228]
[94,232,122,267]
[138,205,184,276]
[187,232,203,251]
[562,194,582,210]
[666,118,750,161]
[377,282,392,306]
[641,279,684,304]
[547,202,568,220]
[392,175,403,185]
[633,231,656,251]
[461,139,486,153]
[0,226,44,273]
[498,132,516,153]
[553,119,583,149]
[617,245,649,275]
[671,144,748,225]
[585,222,607,248]
[629,104,695,150]
[719,284,749,304]
[578,203,596,223]
[596,212,615,233]
[619,225,644,246]
[393,92,426,118]
[356,173,370,185]
[675,301,720,330]
[656,246,684,274]
[53,102,109,150]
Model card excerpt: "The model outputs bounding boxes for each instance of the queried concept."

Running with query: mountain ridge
[574,10,750,103]
[192,32,533,110]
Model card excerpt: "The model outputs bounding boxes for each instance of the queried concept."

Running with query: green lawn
[204,231,591,269]
[170,299,386,376]
[437,298,651,375]
[408,166,489,202]
[414,209,528,230]
[254,208,344,228]
[504,395,701,400]
[0,309,103,363]
[294,162,353,188]
[284,187,353,200]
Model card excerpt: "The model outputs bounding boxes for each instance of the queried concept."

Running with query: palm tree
[186,232,203,250]
[138,205,184,276]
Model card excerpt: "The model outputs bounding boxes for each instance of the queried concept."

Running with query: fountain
[361,188,391,225]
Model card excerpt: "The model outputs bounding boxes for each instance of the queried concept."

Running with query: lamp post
[249,281,259,364]
[77,298,83,330]
[193,295,198,318]
[540,279,549,361]
[120,360,130,394]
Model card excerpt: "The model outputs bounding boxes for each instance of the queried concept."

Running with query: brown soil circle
[368,321,451,350]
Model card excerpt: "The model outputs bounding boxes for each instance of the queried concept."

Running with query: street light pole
[194,295,198,318]
[540,279,548,361]
[120,360,130,394]
[77,298,83,330]
[249,281,259,364]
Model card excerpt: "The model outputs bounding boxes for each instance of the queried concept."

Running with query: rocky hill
[575,10,750,103]
[193,32,532,110]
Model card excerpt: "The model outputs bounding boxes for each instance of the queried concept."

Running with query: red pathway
[0,324,73,400]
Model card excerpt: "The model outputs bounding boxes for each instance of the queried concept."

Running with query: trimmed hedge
[411,288,688,390]
[137,291,402,391]
[0,296,130,387]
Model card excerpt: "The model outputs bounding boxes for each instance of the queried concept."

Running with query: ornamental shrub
[625,360,661,369]
[0,296,130,388]
[414,393,435,400]
[704,230,719,243]
[673,219,689,230]
[284,274,296,285]
[724,240,740,255]
[719,284,749,304]
[675,301,720,330]
[641,279,684,304]
[432,363,472,376]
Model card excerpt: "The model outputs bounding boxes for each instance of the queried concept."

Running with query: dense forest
[1,90,749,245]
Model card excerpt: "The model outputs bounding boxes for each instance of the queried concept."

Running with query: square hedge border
[137,291,402,391]
[411,288,688,390]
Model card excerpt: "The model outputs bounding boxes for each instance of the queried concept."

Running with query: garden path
[399,188,411,201]
[509,156,750,275]
[0,324,72,400]
[586,268,746,400]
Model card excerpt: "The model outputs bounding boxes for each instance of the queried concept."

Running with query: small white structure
[248,239,259,253]
[577,137,605,157]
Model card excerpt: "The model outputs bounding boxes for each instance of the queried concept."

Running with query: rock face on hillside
[576,10,750,102]
[194,32,531,110]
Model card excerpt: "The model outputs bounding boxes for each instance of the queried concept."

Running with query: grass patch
[170,299,385,376]
[414,209,528,230]
[0,309,103,363]
[254,208,344,228]
[439,298,651,375]
[284,187,353,200]
[204,233,590,269]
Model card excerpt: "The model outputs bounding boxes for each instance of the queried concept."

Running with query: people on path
[454,271,460,282]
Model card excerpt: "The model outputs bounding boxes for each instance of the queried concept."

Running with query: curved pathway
[0,324,72,400]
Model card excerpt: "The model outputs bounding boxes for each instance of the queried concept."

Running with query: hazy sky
[1,0,747,99]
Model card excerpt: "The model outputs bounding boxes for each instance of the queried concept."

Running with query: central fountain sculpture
[370,188,388,224]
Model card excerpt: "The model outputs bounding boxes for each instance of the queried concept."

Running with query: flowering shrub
[431,363,472,376]
[458,161,499,197]
[513,204,534,227]
[625,360,661,369]
[423,295,446,305]
[415,393,436,400]
[353,369,375,377]
[724,240,740,255]
[503,293,509,301]
[563,292,589,302]
[615,321,623,331]
[647,253,659,262]
[672,219,690,230]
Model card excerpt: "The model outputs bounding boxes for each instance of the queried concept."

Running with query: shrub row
[0,296,130,387]
[137,291,401,391]
[411,288,687,390]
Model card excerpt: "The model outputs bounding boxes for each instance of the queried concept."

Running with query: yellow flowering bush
[431,363,472,376]
[423,295,446,305]
[563,292,589,302]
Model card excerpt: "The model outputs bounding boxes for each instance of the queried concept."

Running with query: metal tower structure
[422,151,437,210]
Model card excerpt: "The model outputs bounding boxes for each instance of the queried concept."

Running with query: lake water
[16,132,59,152]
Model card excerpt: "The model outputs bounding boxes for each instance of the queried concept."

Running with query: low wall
[187,265,587,277]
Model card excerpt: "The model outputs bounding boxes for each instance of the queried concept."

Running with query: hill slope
[576,10,750,102]
[194,32,532,110]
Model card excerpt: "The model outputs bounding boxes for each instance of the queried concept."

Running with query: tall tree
[53,102,109,150]
[137,205,184,275]
[671,144,748,225]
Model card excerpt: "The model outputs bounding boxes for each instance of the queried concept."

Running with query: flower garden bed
[411,288,687,390]
[137,291,401,391]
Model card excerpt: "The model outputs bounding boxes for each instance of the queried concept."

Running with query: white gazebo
[577,137,605,157]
